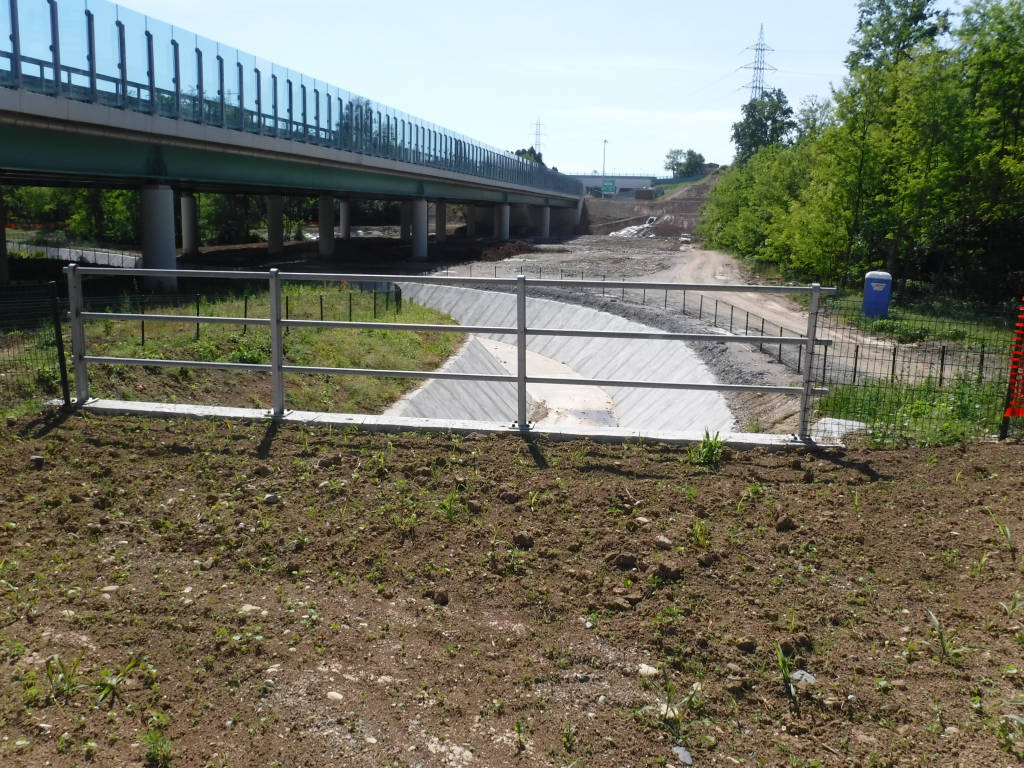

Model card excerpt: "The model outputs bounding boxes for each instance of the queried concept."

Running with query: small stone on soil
[638,663,659,678]
[263,493,280,505]
[29,455,44,469]
[654,535,673,550]
[512,532,534,550]
[326,691,344,702]
[734,635,758,654]
[672,745,694,765]
[775,515,797,532]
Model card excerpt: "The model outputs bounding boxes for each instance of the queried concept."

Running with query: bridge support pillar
[540,205,551,239]
[180,192,199,258]
[497,203,510,241]
[400,201,412,241]
[465,205,477,237]
[141,185,177,290]
[266,195,284,256]
[435,203,447,242]
[318,195,335,258]
[412,198,428,261]
[338,200,351,240]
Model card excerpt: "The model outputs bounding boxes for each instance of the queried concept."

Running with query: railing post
[236,61,244,129]
[9,0,22,88]
[195,47,204,123]
[217,54,226,128]
[47,0,61,96]
[116,20,127,108]
[146,31,156,114]
[64,264,89,404]
[170,38,179,116]
[268,269,285,417]
[797,283,821,441]
[254,68,262,134]
[85,9,96,101]
[516,274,528,429]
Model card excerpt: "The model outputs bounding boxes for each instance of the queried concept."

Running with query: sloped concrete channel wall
[388,284,735,433]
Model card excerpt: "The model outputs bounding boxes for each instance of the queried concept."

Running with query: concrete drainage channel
[64,266,836,448]
[387,283,735,434]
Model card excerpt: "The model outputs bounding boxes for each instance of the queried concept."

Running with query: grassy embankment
[2,283,463,418]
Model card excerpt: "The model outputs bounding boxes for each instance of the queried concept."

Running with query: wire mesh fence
[0,283,70,415]
[440,261,1022,444]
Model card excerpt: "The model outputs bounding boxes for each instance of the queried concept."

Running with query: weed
[560,722,578,753]
[970,552,992,578]
[688,430,725,470]
[142,728,175,767]
[88,654,141,707]
[995,714,1024,758]
[999,592,1023,620]
[775,641,801,717]
[690,519,711,549]
[988,509,1017,561]
[926,610,972,665]
[45,653,84,700]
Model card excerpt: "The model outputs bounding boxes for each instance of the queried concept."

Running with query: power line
[741,24,777,100]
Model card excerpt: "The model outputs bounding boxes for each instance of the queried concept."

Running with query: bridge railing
[64,265,834,440]
[0,0,583,197]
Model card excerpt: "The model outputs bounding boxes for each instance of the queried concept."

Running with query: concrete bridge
[0,0,583,274]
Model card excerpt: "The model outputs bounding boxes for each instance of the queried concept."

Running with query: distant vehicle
[679,233,693,244]
[646,216,658,226]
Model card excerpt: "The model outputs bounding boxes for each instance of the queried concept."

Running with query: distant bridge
[0,0,583,274]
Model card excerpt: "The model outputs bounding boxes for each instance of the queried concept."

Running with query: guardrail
[64,265,835,439]
[0,0,581,197]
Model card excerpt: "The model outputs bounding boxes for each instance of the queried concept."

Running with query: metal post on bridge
[797,283,821,441]
[146,31,156,114]
[9,0,22,88]
[47,0,61,96]
[268,269,285,417]
[516,274,528,429]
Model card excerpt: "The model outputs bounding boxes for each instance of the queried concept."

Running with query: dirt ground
[2,410,1024,767]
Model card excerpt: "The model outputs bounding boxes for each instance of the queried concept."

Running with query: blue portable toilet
[862,270,892,319]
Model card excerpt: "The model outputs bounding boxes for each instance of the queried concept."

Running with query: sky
[112,0,863,174]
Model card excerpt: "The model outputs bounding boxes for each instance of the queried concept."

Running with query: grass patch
[817,375,1008,446]
[78,282,463,413]
[826,293,1013,348]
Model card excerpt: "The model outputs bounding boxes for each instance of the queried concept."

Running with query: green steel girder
[0,122,573,208]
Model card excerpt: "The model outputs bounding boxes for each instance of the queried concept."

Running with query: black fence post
[49,281,70,407]
[243,295,248,334]
[394,285,402,313]
[891,345,898,381]
[195,293,200,341]
[320,294,323,321]
[938,345,946,387]
[140,295,145,346]
[852,345,859,385]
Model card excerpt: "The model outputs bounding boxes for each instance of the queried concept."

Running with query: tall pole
[602,139,608,198]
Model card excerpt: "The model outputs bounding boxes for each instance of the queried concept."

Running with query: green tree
[664,148,705,177]
[846,0,949,69]
[514,147,545,166]
[730,89,797,164]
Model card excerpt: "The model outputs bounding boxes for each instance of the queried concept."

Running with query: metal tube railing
[64,266,833,438]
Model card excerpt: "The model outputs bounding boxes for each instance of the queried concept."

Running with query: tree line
[698,0,1024,305]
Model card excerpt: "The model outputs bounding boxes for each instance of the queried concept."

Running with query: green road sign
[602,180,616,195]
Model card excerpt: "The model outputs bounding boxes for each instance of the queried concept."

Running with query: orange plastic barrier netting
[1006,297,1024,418]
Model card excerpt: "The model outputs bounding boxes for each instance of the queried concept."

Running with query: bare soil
[2,410,1024,767]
